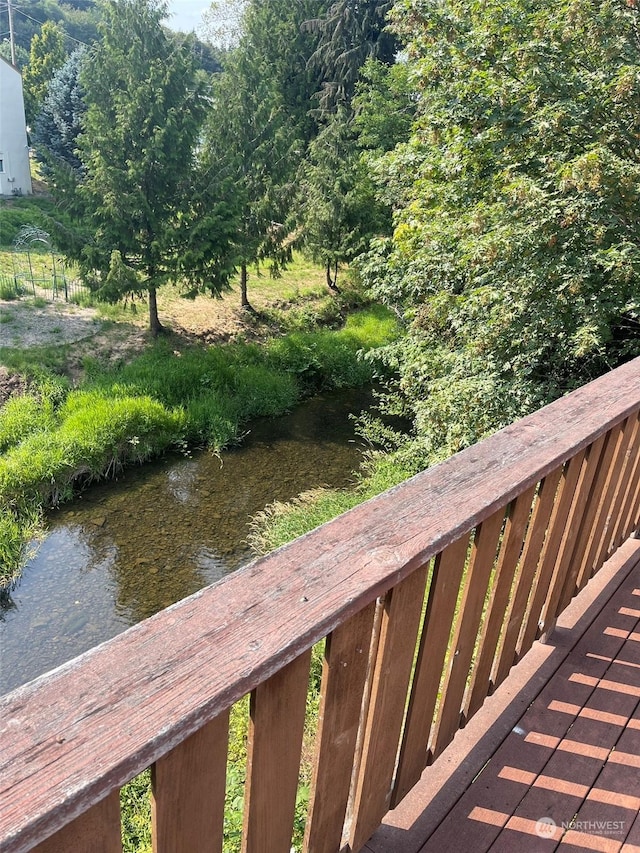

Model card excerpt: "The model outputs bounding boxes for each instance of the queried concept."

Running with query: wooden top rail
[1,356,640,852]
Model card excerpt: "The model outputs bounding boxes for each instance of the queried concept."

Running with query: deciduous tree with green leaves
[362,0,640,470]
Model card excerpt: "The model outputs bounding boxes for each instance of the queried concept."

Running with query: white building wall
[0,57,33,196]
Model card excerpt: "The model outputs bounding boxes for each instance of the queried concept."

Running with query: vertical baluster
[601,413,640,554]
[31,791,122,853]
[465,485,538,720]
[347,564,429,853]
[430,508,505,760]
[152,711,229,853]
[538,434,607,627]
[574,417,636,589]
[491,467,562,689]
[304,603,376,853]
[242,650,311,853]
[554,430,620,613]
[517,450,586,655]
[610,413,640,548]
[392,536,470,807]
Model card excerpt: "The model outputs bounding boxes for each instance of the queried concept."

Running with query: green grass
[0,343,77,378]
[0,277,22,300]
[0,195,78,247]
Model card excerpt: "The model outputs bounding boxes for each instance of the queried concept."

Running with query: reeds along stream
[0,387,372,695]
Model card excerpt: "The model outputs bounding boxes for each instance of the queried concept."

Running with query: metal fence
[0,225,88,303]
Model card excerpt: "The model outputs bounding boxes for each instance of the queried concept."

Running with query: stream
[0,387,372,695]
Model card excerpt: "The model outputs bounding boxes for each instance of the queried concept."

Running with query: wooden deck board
[365,537,640,853]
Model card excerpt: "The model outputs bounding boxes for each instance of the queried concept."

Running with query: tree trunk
[148,286,164,336]
[240,263,254,312]
[326,259,340,293]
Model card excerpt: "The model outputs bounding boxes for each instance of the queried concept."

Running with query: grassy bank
[0,303,399,586]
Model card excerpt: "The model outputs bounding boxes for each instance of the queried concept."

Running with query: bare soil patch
[0,267,331,405]
[0,300,101,348]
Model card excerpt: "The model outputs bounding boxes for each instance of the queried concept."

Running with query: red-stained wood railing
[2,358,640,853]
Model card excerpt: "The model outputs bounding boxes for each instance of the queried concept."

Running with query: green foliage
[120,771,152,853]
[305,0,397,114]
[0,285,16,302]
[235,0,327,143]
[0,504,41,588]
[250,486,363,554]
[359,0,640,470]
[33,49,87,178]
[22,21,68,124]
[0,197,82,247]
[48,0,224,333]
[353,58,416,155]
[0,392,183,508]
[198,25,300,305]
[6,0,101,64]
[0,207,44,247]
[295,109,391,288]
[0,394,56,453]
[265,306,398,392]
[0,42,30,70]
[0,340,74,377]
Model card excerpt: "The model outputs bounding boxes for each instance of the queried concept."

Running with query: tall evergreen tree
[199,0,327,308]
[304,0,397,113]
[200,47,296,309]
[33,48,87,177]
[296,107,389,291]
[65,0,225,333]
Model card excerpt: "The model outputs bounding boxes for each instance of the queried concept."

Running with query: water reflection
[0,388,371,695]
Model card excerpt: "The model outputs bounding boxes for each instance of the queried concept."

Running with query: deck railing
[2,358,640,853]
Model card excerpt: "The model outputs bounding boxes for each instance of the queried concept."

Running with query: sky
[165,0,209,33]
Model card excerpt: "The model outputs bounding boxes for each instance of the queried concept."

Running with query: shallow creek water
[0,387,371,695]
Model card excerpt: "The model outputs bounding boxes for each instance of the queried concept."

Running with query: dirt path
[0,300,102,348]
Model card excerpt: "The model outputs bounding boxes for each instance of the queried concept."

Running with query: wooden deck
[366,537,640,853]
